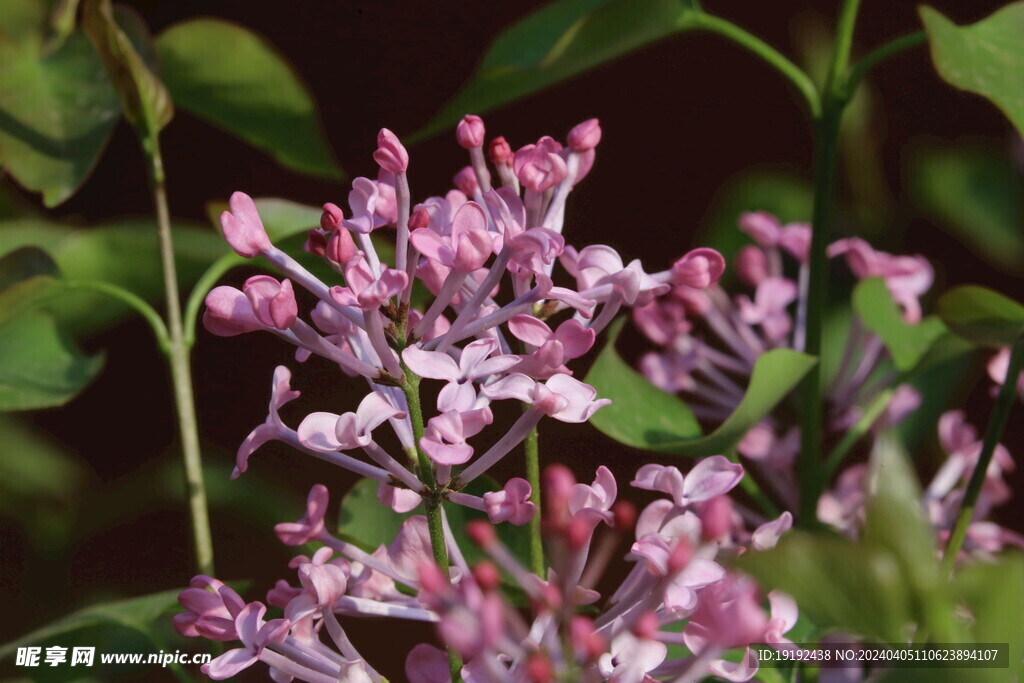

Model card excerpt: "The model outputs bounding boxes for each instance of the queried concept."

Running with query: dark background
[3,0,1021,680]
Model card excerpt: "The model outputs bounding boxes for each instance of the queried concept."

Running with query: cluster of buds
[176,462,798,681]
[632,212,934,510]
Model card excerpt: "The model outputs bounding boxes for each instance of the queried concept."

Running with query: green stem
[60,280,170,352]
[727,450,781,518]
[694,12,820,117]
[522,420,544,576]
[823,384,897,479]
[400,368,462,681]
[845,31,926,96]
[941,335,1024,575]
[183,252,246,349]
[146,137,215,577]
[797,0,861,526]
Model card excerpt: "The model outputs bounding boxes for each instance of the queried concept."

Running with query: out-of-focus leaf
[908,141,1024,275]
[414,0,702,140]
[738,532,912,642]
[584,319,702,449]
[155,18,341,179]
[0,217,224,334]
[0,245,59,290]
[82,0,172,140]
[696,168,813,269]
[0,310,104,411]
[337,477,531,566]
[0,0,120,206]
[895,333,974,453]
[45,0,81,53]
[953,555,1024,682]
[922,3,1024,138]
[863,435,957,641]
[937,285,1024,347]
[586,319,815,456]
[853,278,947,371]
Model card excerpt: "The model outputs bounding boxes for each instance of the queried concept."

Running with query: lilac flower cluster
[177,118,818,680]
[177,461,796,681]
[632,212,934,510]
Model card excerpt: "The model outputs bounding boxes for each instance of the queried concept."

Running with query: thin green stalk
[61,280,170,352]
[797,0,862,525]
[941,335,1024,575]
[400,368,462,681]
[823,385,896,479]
[845,31,926,96]
[183,252,245,349]
[726,451,781,518]
[522,421,544,576]
[694,12,820,117]
[146,137,215,577]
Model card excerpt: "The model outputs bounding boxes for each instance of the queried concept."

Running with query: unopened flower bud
[472,561,501,591]
[633,611,659,639]
[453,166,479,195]
[373,128,409,174]
[668,538,693,573]
[567,118,602,151]
[736,245,768,286]
[456,114,485,149]
[612,500,637,531]
[320,202,344,231]
[700,495,733,541]
[525,654,554,682]
[489,136,513,165]
[409,207,431,230]
[327,229,356,266]
[304,229,327,258]
[465,519,496,549]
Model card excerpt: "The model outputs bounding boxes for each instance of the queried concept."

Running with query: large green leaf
[0,310,103,411]
[0,217,224,334]
[953,555,1024,682]
[0,589,184,660]
[937,285,1024,347]
[155,18,341,179]
[738,532,912,642]
[922,3,1024,137]
[413,0,702,140]
[0,0,120,206]
[585,320,816,456]
[852,277,947,371]
[908,141,1024,275]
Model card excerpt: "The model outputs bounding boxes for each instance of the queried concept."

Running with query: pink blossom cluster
[176,462,798,681]
[203,116,724,509]
[632,211,934,510]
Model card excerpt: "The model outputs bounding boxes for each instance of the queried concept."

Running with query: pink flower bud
[668,538,693,573]
[525,654,554,683]
[633,611,660,639]
[203,286,263,337]
[326,229,356,266]
[373,128,409,174]
[304,229,327,258]
[514,142,568,192]
[612,500,637,531]
[465,519,496,549]
[699,495,733,540]
[453,165,479,195]
[671,247,725,289]
[409,207,431,230]
[320,202,344,231]
[472,561,501,591]
[220,191,272,258]
[567,118,602,151]
[243,275,298,330]
[456,114,486,149]
[489,136,513,165]
[736,245,768,286]
[571,617,607,661]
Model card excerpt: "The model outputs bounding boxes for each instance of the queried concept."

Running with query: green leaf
[413,0,701,141]
[921,3,1024,137]
[0,217,225,335]
[953,554,1024,682]
[0,245,59,290]
[908,140,1024,275]
[739,531,912,642]
[586,320,815,456]
[584,319,702,448]
[155,18,341,179]
[0,588,191,661]
[0,310,103,411]
[0,0,120,206]
[937,284,1024,347]
[82,0,172,140]
[852,278,947,371]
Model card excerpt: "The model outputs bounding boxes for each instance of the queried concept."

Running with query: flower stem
[694,12,820,117]
[522,419,545,576]
[941,335,1024,575]
[145,136,215,576]
[823,384,897,480]
[400,366,463,681]
[845,31,926,97]
[797,0,861,526]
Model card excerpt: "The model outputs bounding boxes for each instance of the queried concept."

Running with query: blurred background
[1,0,1020,679]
